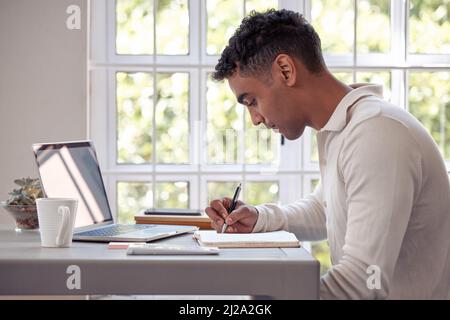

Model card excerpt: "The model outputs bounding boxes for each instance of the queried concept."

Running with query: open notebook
[193,230,301,248]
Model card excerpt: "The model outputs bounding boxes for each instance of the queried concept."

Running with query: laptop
[32,140,198,242]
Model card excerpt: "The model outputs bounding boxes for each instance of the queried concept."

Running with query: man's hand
[205,197,259,233]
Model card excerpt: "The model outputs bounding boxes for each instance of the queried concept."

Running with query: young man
[204,9,450,299]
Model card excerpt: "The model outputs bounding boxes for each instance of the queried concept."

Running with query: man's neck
[304,72,353,131]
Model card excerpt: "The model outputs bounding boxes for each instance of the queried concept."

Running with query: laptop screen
[32,141,113,228]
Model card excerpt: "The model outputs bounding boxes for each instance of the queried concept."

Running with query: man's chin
[283,129,305,141]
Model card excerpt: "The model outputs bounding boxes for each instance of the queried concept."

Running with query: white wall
[0,0,87,225]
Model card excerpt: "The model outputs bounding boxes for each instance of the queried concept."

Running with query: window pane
[311,0,354,54]
[206,75,243,164]
[333,71,353,84]
[156,73,189,164]
[357,0,390,53]
[409,0,450,54]
[117,181,189,223]
[245,0,278,13]
[245,181,279,205]
[308,176,330,275]
[156,0,189,55]
[197,181,281,207]
[207,0,244,55]
[116,0,154,55]
[311,241,332,276]
[310,129,319,162]
[207,181,240,204]
[409,72,450,161]
[116,72,153,164]
[117,181,152,224]
[245,114,279,164]
[310,178,320,192]
[356,71,391,101]
[155,182,189,208]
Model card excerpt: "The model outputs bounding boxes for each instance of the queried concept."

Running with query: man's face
[227,69,307,140]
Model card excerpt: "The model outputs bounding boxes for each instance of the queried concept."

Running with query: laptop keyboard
[75,224,155,237]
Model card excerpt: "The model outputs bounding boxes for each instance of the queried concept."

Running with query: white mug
[36,198,78,248]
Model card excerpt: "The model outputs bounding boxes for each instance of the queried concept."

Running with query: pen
[221,183,242,233]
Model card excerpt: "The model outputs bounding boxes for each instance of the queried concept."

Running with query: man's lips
[264,123,281,133]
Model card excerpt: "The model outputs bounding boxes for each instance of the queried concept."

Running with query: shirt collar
[319,84,384,133]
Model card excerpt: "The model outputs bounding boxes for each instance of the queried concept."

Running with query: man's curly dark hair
[212,9,325,81]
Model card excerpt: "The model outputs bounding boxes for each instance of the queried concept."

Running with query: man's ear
[272,54,296,87]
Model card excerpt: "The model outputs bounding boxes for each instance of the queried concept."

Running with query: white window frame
[89,0,450,221]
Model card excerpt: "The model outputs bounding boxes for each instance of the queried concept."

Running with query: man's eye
[248,99,257,107]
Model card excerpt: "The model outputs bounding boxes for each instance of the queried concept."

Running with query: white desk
[0,225,319,299]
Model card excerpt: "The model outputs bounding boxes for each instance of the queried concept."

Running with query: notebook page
[193,230,300,248]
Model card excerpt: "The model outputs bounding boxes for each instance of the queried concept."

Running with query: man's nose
[248,108,265,126]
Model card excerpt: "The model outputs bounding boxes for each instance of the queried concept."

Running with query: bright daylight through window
[89,0,450,275]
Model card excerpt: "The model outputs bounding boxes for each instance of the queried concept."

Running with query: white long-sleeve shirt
[252,84,450,299]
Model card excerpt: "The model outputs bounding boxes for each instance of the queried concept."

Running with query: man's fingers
[206,198,249,233]
[205,206,223,223]
[221,197,232,209]
[224,222,251,233]
[210,198,230,219]
[210,220,222,233]
[225,206,252,225]
[224,225,234,233]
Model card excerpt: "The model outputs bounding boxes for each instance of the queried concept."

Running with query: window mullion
[200,0,208,64]
[391,0,408,66]
[151,0,157,208]
[192,0,201,63]
[241,103,247,202]
[189,68,201,209]
[400,0,408,112]
[391,69,405,108]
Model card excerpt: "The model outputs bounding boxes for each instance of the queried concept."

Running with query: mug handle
[56,206,71,247]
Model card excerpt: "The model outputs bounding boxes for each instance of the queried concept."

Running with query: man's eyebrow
[237,93,248,105]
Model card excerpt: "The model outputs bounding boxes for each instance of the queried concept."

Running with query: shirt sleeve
[320,116,422,299]
[251,182,327,241]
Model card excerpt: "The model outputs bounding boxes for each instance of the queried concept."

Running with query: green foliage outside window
[357,72,391,101]
[117,181,189,224]
[117,72,153,164]
[206,0,278,55]
[207,181,279,206]
[206,76,242,164]
[156,182,189,208]
[357,0,390,53]
[156,0,189,55]
[312,0,390,54]
[116,0,154,54]
[155,73,189,164]
[116,72,189,164]
[409,0,450,54]
[409,72,450,161]
[245,114,279,164]
[312,0,354,53]
[207,0,243,56]
[116,0,189,55]
[207,76,279,164]
[245,182,279,205]
[114,1,449,278]
[207,181,240,204]
[117,181,152,223]
[311,241,333,276]
[308,178,332,276]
